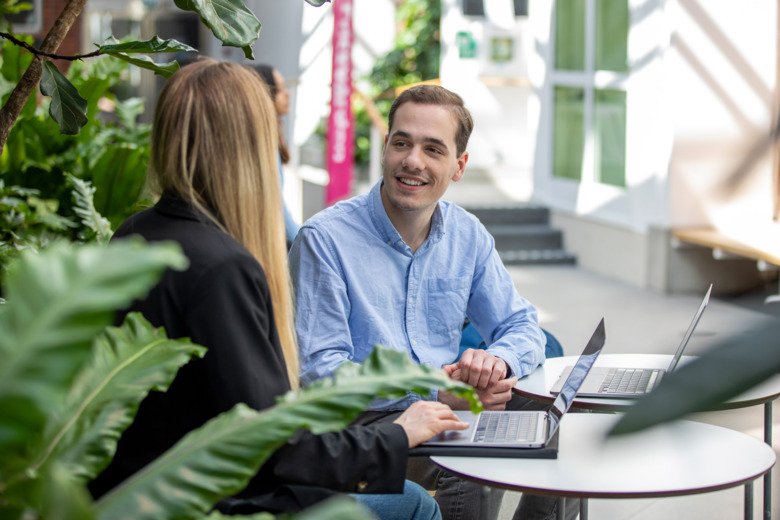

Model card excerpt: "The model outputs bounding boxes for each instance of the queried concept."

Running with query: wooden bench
[672,227,780,303]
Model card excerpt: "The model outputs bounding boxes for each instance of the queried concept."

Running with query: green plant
[350,0,441,168]
[0,0,330,151]
[0,47,155,281]
[0,239,480,519]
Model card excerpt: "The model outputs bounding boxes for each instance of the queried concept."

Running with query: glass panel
[462,0,485,16]
[554,1,585,71]
[594,89,626,187]
[595,0,629,72]
[553,86,585,181]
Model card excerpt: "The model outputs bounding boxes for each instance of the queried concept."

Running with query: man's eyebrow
[389,130,449,149]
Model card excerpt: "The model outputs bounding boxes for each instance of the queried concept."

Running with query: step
[499,249,578,266]
[486,224,564,251]
[466,205,550,226]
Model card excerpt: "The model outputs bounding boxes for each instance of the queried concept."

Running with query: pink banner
[325,0,355,205]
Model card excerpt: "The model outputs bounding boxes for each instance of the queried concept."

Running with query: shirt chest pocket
[426,277,470,348]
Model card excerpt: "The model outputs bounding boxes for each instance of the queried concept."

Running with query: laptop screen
[546,318,606,439]
[666,284,712,373]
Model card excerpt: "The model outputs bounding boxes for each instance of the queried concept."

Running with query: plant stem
[0,0,90,152]
[0,31,101,60]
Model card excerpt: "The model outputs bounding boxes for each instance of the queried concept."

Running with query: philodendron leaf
[0,240,188,464]
[98,36,196,54]
[174,0,261,59]
[94,347,479,520]
[27,313,206,483]
[40,60,88,135]
[105,53,180,78]
[610,318,780,436]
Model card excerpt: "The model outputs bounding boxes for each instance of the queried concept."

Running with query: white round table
[432,414,776,520]
[513,354,780,519]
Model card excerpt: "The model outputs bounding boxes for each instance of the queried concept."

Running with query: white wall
[667,0,777,239]
[440,0,535,198]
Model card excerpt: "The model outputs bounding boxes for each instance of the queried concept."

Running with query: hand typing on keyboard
[393,401,469,447]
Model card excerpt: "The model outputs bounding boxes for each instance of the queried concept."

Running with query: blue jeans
[353,480,441,520]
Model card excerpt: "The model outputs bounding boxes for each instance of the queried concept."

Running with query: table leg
[746,481,754,520]
[764,402,772,520]
[580,497,588,520]
[556,497,565,520]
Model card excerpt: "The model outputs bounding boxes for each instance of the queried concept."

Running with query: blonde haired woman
[88,59,463,519]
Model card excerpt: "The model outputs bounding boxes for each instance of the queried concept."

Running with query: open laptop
[416,318,605,454]
[550,284,712,398]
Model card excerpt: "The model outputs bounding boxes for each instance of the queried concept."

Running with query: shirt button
[357,481,368,492]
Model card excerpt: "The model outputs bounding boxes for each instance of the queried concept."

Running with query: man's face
[381,102,468,217]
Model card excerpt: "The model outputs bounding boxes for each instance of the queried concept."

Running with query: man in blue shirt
[291,85,573,520]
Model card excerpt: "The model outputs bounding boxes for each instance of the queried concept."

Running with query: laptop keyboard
[601,368,658,394]
[474,412,538,443]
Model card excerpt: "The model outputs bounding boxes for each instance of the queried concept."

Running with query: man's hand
[439,374,518,411]
[442,348,508,390]
[475,377,517,410]
[393,401,468,448]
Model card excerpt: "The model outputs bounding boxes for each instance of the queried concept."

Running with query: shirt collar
[367,181,446,254]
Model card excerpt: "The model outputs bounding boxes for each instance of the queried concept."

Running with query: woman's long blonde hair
[149,58,299,387]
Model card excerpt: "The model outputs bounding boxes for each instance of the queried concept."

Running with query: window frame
[549,0,630,189]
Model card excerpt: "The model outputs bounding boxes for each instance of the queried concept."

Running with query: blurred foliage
[356,0,441,167]
[0,41,152,284]
[316,0,440,169]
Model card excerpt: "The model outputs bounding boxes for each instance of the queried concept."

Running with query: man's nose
[403,145,425,171]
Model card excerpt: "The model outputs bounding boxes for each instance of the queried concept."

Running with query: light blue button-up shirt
[290,182,545,410]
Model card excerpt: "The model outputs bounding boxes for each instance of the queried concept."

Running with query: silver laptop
[550,284,712,398]
[421,319,605,450]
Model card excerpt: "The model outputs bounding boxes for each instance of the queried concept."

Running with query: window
[551,0,629,187]
[462,0,528,17]
[8,0,42,34]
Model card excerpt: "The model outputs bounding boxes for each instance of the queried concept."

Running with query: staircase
[464,204,577,266]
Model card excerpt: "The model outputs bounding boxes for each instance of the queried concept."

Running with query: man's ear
[452,151,469,182]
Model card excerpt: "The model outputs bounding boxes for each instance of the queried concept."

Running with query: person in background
[251,64,300,247]
[88,59,468,520]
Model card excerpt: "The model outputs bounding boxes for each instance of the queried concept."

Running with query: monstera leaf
[94,347,480,520]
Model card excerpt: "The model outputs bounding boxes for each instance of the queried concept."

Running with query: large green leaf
[40,61,88,135]
[95,347,480,520]
[105,53,181,79]
[173,0,261,59]
[610,319,780,435]
[88,143,147,227]
[0,240,188,464]
[98,36,196,55]
[24,313,206,483]
[0,461,96,520]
